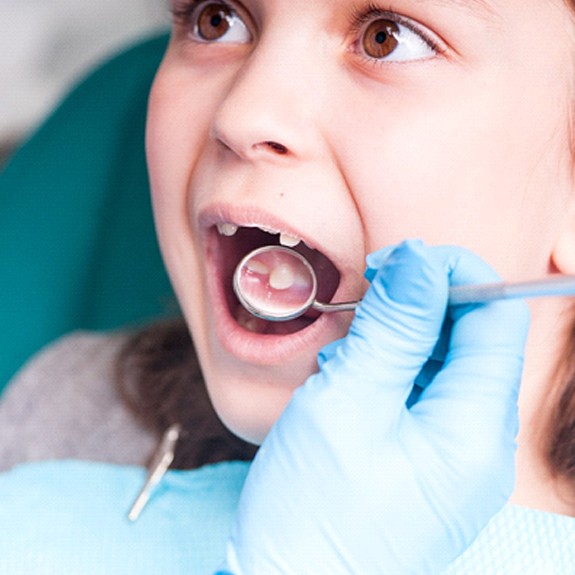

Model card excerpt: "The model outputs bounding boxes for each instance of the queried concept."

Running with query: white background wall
[0,0,169,144]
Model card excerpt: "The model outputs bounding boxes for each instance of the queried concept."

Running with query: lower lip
[205,236,342,365]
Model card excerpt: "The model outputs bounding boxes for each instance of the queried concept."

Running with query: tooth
[269,263,296,290]
[236,306,266,333]
[279,233,301,247]
[245,259,270,275]
[217,222,239,236]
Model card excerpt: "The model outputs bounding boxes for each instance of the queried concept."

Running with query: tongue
[237,248,315,318]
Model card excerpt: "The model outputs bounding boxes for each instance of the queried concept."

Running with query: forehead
[413,0,496,17]
[386,0,571,18]
[260,0,573,28]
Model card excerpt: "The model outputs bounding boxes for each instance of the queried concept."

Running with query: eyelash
[348,2,442,60]
[171,0,253,46]
[171,0,204,24]
[170,0,442,60]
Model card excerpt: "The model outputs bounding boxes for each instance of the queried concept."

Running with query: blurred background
[0,0,170,164]
[0,1,175,391]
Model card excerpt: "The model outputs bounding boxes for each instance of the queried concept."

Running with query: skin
[147,0,575,514]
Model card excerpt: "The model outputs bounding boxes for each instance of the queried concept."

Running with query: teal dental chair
[0,33,174,393]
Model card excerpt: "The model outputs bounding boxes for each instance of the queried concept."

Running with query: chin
[202,362,312,445]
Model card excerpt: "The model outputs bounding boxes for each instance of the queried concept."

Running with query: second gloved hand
[221,240,530,574]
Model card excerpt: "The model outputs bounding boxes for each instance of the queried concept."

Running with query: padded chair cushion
[0,33,173,391]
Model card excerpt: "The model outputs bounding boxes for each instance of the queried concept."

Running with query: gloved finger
[317,298,446,409]
[315,245,397,371]
[412,246,530,463]
[364,245,397,282]
[367,244,452,405]
[317,338,344,368]
[321,239,451,412]
[411,317,452,393]
[368,243,451,388]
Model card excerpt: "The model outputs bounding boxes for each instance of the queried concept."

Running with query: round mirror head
[233,246,318,321]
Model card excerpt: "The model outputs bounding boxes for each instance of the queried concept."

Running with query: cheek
[146,69,210,212]
[146,60,223,278]
[146,65,215,352]
[333,85,573,281]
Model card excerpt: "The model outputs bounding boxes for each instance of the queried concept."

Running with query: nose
[210,36,321,162]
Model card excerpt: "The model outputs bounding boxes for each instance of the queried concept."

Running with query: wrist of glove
[219,240,530,575]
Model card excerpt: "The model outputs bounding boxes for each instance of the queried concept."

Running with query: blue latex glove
[219,240,530,574]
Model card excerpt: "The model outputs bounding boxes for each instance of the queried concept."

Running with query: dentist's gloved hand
[220,240,530,575]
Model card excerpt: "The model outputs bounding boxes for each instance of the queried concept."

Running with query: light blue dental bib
[0,460,249,574]
[0,459,573,574]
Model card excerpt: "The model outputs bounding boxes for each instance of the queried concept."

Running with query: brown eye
[196,3,233,41]
[189,1,252,44]
[362,19,400,59]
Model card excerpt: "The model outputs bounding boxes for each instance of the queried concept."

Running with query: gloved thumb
[319,240,450,411]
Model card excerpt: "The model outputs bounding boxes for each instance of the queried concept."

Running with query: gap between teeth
[216,222,302,247]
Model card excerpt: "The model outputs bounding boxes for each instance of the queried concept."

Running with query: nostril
[264,141,289,155]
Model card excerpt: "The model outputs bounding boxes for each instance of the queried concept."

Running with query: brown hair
[116,311,575,486]
[544,0,575,493]
[547,308,575,486]
[116,319,257,470]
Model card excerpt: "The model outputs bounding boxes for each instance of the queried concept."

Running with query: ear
[552,202,575,274]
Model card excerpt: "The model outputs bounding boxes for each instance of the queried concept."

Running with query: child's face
[147,0,575,443]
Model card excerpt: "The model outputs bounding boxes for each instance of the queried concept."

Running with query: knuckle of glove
[352,240,449,350]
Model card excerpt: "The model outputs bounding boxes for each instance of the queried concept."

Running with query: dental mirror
[233,245,575,322]
[233,246,356,321]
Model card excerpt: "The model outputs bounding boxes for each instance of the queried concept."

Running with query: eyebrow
[426,0,497,19]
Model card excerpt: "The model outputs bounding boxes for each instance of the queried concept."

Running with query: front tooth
[279,233,301,247]
[217,222,239,236]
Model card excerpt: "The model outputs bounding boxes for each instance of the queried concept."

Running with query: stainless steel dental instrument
[127,423,181,522]
[233,245,575,322]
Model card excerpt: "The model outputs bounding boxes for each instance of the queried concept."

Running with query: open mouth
[212,223,341,335]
